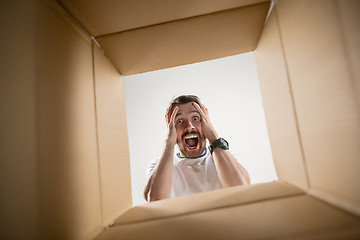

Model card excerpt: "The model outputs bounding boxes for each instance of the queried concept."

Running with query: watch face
[220,138,229,149]
[220,138,228,147]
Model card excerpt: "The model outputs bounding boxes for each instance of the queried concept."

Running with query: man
[144,95,250,202]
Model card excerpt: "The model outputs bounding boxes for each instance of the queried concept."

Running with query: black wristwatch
[209,138,229,154]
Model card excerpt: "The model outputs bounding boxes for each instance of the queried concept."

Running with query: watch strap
[209,138,229,154]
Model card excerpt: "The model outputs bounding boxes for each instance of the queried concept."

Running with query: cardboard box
[1,0,359,239]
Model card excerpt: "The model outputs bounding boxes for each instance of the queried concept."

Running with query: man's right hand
[145,105,178,202]
[165,105,178,145]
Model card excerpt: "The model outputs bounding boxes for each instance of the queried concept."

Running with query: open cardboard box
[1,0,359,239]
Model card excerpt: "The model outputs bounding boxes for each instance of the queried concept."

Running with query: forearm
[213,148,251,187]
[145,139,175,202]
[205,126,250,187]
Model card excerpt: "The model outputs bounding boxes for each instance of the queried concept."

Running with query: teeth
[184,134,198,139]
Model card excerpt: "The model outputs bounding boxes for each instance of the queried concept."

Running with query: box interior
[1,0,359,239]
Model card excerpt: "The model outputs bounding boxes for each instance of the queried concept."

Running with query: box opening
[124,52,277,206]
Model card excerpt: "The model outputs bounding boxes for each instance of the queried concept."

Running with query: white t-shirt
[147,148,233,198]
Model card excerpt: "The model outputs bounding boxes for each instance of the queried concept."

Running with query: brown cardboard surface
[255,7,309,191]
[58,0,269,37]
[45,0,91,42]
[3,0,360,239]
[97,194,360,240]
[96,2,270,75]
[337,0,360,116]
[93,44,133,225]
[115,181,303,225]
[0,1,38,239]
[276,0,360,215]
[37,1,102,239]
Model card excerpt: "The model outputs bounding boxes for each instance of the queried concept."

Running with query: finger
[198,102,208,114]
[169,106,179,125]
[165,111,169,123]
[200,103,210,119]
[192,102,206,118]
[165,104,174,123]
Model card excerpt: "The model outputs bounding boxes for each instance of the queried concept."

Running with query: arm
[192,103,251,187]
[212,147,251,186]
[143,106,178,202]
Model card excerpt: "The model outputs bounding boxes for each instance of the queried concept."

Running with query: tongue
[185,138,197,148]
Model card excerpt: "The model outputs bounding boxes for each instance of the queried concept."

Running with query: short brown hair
[171,95,201,106]
[166,95,201,122]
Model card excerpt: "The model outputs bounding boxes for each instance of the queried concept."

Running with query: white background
[124,52,277,206]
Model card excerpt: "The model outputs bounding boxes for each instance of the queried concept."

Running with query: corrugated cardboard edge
[113,181,304,225]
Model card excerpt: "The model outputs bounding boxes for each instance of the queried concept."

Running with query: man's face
[173,102,206,158]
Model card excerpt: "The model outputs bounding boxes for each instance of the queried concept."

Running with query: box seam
[91,41,105,228]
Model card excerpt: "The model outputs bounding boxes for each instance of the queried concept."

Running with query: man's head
[166,95,206,158]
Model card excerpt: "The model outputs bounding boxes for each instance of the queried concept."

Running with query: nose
[184,120,195,133]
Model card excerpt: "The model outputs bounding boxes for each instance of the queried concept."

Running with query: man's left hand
[192,102,219,143]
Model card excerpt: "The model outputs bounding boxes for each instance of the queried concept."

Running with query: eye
[193,116,199,121]
[176,119,183,124]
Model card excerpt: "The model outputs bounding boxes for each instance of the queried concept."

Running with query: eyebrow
[175,110,199,118]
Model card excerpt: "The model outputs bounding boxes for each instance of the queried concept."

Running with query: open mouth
[184,134,199,150]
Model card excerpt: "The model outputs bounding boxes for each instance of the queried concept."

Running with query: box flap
[58,0,269,37]
[93,44,133,225]
[275,0,360,216]
[255,5,309,191]
[96,185,360,239]
[114,181,303,225]
[96,2,270,75]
